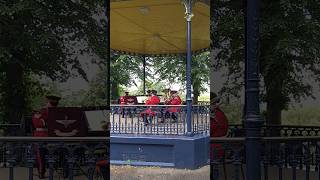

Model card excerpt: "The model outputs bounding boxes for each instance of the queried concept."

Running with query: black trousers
[35,145,48,178]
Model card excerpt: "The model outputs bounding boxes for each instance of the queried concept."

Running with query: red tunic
[168,96,182,113]
[32,112,48,137]
[210,107,228,159]
[119,96,126,105]
[142,95,160,117]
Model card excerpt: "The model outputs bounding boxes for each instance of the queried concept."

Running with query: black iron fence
[0,137,109,180]
[110,105,210,136]
[210,137,320,180]
[228,124,320,137]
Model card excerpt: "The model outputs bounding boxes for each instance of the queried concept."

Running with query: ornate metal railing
[228,124,320,137]
[210,137,320,180]
[0,137,109,180]
[110,105,210,136]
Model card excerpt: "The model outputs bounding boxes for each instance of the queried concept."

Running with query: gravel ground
[110,165,210,180]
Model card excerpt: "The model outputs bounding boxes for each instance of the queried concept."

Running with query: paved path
[110,165,210,180]
[111,165,319,180]
[0,167,91,180]
[0,165,317,180]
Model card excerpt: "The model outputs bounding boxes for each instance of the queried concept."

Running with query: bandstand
[110,0,211,169]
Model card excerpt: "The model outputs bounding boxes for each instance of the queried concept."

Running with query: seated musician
[166,90,182,123]
[119,91,137,117]
[162,88,171,105]
[32,95,61,179]
[141,90,160,126]
[210,93,229,160]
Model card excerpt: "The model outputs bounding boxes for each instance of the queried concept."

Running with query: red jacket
[210,107,228,159]
[168,96,182,113]
[142,95,160,117]
[32,112,48,137]
[211,108,228,137]
[119,96,126,105]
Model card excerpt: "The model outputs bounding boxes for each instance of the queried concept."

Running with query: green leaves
[213,0,320,123]
[0,0,106,124]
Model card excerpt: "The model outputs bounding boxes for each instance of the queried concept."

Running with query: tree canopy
[152,52,210,103]
[0,0,106,125]
[211,0,320,124]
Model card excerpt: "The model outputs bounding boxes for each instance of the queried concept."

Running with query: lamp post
[182,0,194,136]
[244,0,263,179]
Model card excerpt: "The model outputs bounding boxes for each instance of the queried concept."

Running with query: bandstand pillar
[244,0,263,180]
[183,0,194,136]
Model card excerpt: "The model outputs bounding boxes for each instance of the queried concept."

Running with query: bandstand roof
[110,0,210,57]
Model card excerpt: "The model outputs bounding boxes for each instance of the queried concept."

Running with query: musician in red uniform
[123,91,138,117]
[32,95,61,179]
[141,90,160,125]
[210,93,228,160]
[119,92,128,105]
[167,90,182,122]
[119,92,129,118]
[95,121,109,180]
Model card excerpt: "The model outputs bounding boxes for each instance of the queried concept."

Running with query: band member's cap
[46,95,61,101]
[210,92,220,103]
[146,90,151,93]
[162,88,170,92]
[170,90,178,93]
[151,90,157,94]
[32,109,41,113]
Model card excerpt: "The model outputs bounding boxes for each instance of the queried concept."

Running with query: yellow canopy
[110,0,210,56]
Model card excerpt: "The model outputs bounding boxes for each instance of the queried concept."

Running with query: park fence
[0,137,109,180]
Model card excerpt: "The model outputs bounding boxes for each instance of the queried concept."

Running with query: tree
[0,0,106,126]
[152,52,210,104]
[109,54,152,100]
[212,0,320,124]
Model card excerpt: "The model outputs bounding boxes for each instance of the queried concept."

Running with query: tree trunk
[110,82,119,102]
[265,81,284,126]
[192,84,200,105]
[265,82,285,136]
[266,98,282,125]
[4,61,25,136]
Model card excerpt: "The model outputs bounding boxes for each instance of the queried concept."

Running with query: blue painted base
[110,134,209,169]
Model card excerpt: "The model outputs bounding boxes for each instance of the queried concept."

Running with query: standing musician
[32,95,61,179]
[94,121,109,180]
[167,90,182,123]
[210,93,229,159]
[32,110,48,179]
[141,90,160,126]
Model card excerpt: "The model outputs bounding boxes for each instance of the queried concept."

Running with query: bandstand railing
[110,105,210,136]
[210,136,320,180]
[0,137,109,180]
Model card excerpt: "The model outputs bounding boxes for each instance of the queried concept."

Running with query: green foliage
[110,55,146,100]
[282,106,320,126]
[212,0,320,123]
[151,51,210,101]
[0,0,105,80]
[219,101,243,124]
[0,0,106,123]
